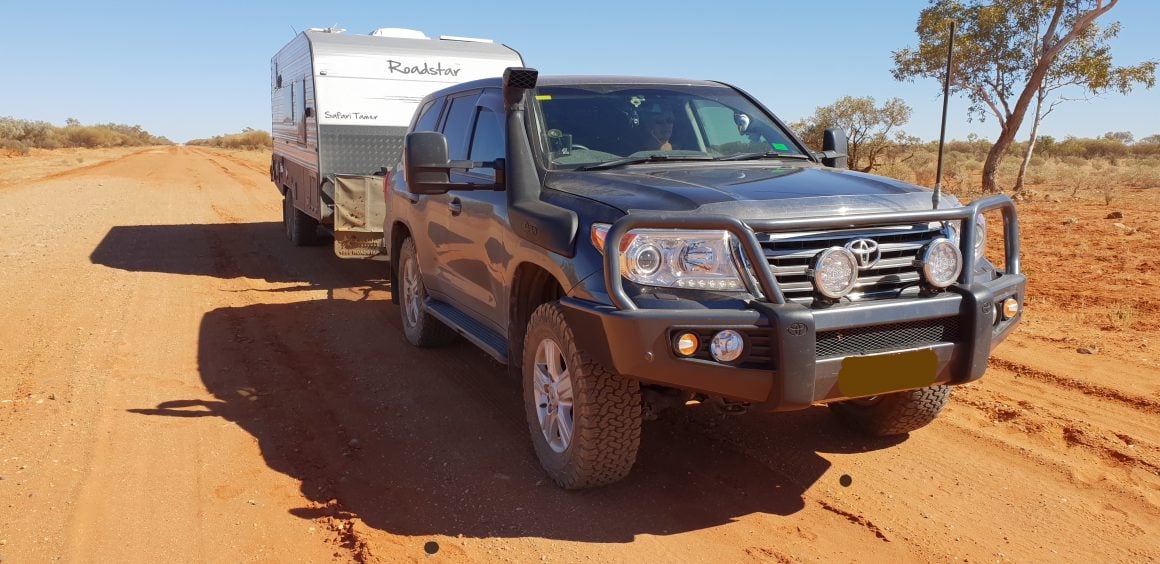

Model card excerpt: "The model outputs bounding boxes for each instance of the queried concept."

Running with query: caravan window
[294,79,307,144]
[280,86,294,125]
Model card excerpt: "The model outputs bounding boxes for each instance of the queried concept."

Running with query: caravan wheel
[283,189,318,246]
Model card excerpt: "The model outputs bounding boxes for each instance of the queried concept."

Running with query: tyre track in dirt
[952,382,1160,477]
[990,356,1160,414]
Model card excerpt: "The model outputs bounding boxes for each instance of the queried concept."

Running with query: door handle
[449,198,463,216]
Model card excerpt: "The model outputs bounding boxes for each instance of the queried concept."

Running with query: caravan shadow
[89,222,386,289]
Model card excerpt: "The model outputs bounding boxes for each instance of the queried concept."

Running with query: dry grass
[1105,302,1138,332]
[0,147,149,188]
[875,152,1160,202]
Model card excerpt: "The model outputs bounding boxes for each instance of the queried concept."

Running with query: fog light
[920,238,962,288]
[674,332,700,357]
[809,247,859,299]
[710,330,744,363]
[1002,298,1019,320]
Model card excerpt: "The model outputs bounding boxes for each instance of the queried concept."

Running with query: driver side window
[468,108,504,180]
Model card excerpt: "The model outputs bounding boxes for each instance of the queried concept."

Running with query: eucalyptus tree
[893,0,1155,192]
[791,96,912,173]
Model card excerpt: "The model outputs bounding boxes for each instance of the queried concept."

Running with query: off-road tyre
[283,189,318,246]
[397,237,456,347]
[522,302,642,489]
[829,385,952,436]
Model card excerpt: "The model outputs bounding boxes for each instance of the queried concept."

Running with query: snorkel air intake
[503,67,578,257]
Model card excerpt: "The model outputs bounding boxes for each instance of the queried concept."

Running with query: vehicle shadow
[131,297,905,543]
[89,222,385,290]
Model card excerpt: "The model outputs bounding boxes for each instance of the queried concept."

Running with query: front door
[438,89,510,333]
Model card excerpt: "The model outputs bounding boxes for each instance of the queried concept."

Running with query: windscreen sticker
[771,142,789,151]
[535,95,552,101]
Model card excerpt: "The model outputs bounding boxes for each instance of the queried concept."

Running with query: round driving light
[921,238,962,288]
[809,247,858,299]
[1002,298,1019,320]
[710,330,744,363]
[630,244,662,276]
[674,332,700,357]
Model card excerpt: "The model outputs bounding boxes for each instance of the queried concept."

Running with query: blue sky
[3,1,1155,143]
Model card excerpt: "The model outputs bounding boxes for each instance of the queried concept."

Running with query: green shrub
[0,116,170,149]
[0,138,29,155]
[187,128,272,150]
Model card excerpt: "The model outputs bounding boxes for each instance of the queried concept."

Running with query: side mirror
[403,132,452,195]
[821,128,849,169]
[403,131,504,195]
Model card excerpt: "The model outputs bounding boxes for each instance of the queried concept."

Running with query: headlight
[946,215,985,262]
[920,238,962,288]
[591,224,745,291]
[973,214,986,260]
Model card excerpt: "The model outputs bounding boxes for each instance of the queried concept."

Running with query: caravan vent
[439,35,494,43]
[370,28,430,39]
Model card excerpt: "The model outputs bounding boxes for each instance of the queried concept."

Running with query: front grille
[758,224,944,303]
[815,317,961,358]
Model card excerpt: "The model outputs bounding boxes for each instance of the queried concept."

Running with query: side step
[425,299,509,364]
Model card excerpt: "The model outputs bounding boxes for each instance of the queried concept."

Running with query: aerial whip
[933,21,955,210]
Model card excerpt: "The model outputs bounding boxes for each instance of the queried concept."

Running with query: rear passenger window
[413,98,444,132]
[441,94,477,160]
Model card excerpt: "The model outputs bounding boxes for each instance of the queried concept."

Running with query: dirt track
[0,146,1157,562]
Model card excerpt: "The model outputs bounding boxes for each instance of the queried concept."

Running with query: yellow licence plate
[838,349,939,398]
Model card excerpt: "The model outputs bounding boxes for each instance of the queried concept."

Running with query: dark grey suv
[383,68,1025,489]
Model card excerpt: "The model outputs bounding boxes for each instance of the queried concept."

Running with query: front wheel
[522,302,642,489]
[829,385,951,436]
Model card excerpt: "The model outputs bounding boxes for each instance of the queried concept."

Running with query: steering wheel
[570,144,590,151]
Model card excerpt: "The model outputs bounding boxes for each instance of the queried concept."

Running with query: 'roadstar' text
[386,60,461,76]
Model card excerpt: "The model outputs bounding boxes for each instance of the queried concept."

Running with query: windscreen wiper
[714,151,812,162]
[575,154,714,171]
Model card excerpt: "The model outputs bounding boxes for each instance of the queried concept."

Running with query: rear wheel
[283,189,318,246]
[829,385,951,436]
[523,302,642,489]
[398,237,456,347]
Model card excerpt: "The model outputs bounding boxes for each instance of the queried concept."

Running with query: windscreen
[532,84,804,168]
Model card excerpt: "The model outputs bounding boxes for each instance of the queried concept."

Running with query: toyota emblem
[844,238,881,269]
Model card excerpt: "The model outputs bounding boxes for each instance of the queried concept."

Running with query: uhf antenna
[933,21,955,210]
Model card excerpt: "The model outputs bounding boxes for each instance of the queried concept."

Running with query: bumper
[563,272,1025,413]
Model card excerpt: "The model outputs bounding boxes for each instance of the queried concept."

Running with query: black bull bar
[601,194,1021,310]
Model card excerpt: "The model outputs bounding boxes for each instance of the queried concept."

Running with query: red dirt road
[0,147,1156,562]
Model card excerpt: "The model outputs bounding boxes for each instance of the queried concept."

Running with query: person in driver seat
[638,106,676,151]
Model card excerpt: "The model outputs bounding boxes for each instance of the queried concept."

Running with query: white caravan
[270,27,523,257]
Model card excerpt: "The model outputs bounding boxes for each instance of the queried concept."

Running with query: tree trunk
[1014,87,1046,193]
[1012,126,1038,193]
[981,126,1015,193]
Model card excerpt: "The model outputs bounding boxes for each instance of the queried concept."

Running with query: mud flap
[333,174,389,260]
